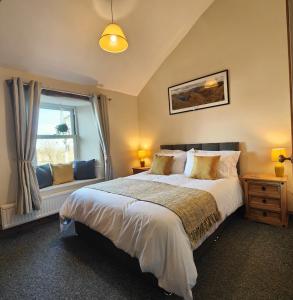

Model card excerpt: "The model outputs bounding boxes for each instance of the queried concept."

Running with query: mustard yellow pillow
[189,155,220,180]
[50,163,74,185]
[150,155,174,175]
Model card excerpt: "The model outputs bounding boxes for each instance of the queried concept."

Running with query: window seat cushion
[74,159,96,180]
[51,163,74,185]
[40,178,103,199]
[36,164,53,189]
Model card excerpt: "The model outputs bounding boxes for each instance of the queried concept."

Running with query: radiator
[0,191,69,230]
[0,178,102,230]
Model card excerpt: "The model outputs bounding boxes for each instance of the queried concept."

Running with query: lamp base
[275,164,284,177]
[140,160,145,168]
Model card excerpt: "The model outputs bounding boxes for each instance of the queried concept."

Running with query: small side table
[132,167,150,174]
[241,173,288,227]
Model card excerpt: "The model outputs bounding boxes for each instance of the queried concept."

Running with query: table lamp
[271,148,287,177]
[138,149,146,167]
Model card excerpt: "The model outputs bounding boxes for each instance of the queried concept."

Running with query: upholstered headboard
[160,142,240,174]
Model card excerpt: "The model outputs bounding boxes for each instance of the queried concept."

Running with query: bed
[60,142,243,300]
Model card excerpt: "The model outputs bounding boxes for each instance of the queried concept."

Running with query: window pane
[36,138,74,165]
[38,108,73,135]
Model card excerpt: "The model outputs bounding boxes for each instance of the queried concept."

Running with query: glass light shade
[99,23,128,53]
[204,79,218,89]
[138,149,146,159]
[271,148,287,162]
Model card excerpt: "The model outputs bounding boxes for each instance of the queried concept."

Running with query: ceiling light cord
[99,0,128,53]
[111,0,113,23]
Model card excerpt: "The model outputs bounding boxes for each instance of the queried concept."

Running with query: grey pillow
[73,159,96,180]
[36,164,53,189]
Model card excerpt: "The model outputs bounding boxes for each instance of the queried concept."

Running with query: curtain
[9,78,42,214]
[91,94,113,180]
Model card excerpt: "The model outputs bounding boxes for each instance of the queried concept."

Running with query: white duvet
[60,172,243,300]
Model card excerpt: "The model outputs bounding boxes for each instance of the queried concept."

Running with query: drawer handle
[262,211,267,217]
[262,199,267,204]
[261,186,266,191]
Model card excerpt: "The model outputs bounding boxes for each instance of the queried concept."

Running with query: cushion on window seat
[51,163,74,185]
[36,164,53,189]
[73,159,96,180]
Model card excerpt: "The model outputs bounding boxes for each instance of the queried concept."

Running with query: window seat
[40,178,103,199]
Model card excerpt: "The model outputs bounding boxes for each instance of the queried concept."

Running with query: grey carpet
[0,216,292,300]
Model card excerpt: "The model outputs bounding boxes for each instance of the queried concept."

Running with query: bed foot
[163,290,173,296]
[213,235,220,242]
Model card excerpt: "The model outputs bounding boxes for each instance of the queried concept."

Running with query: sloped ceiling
[0,0,214,95]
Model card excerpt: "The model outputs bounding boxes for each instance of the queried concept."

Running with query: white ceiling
[0,0,214,95]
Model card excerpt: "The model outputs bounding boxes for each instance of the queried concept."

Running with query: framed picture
[168,70,230,115]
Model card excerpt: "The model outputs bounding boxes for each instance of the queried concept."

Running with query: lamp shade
[138,149,146,159]
[99,23,128,53]
[271,148,287,162]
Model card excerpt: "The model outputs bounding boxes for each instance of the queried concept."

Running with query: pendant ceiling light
[99,0,128,53]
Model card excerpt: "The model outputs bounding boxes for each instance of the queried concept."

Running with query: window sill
[40,177,104,199]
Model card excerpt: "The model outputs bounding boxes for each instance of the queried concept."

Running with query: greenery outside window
[36,103,78,165]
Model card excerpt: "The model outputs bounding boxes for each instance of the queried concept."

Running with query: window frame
[36,103,79,165]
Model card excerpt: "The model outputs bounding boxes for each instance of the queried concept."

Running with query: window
[36,103,78,165]
[36,93,101,169]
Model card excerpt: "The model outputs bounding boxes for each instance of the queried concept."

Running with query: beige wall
[99,88,139,178]
[138,0,293,209]
[0,67,139,206]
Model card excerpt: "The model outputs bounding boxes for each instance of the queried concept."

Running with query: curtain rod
[42,87,111,101]
[44,87,91,99]
[6,79,111,101]
[41,88,92,101]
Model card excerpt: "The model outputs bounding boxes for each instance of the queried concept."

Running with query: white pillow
[184,148,196,176]
[156,149,187,174]
[184,149,240,178]
[195,150,240,178]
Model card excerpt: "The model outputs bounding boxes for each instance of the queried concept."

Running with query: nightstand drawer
[247,208,281,225]
[248,182,280,198]
[248,196,280,211]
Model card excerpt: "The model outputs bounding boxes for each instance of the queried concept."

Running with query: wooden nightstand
[132,167,150,174]
[242,174,288,227]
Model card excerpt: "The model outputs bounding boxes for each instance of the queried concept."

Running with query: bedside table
[132,167,150,174]
[241,174,288,227]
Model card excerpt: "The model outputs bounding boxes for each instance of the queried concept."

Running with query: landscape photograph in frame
[168,70,230,115]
